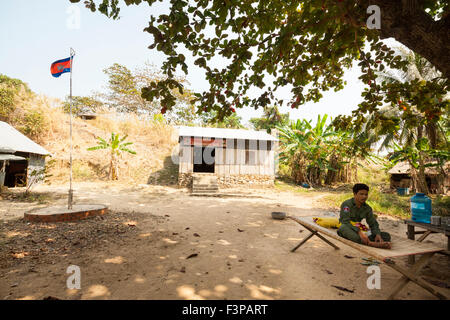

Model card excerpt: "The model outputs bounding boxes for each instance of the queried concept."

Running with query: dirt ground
[0,182,449,300]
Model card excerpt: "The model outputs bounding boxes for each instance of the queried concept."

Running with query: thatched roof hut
[388,161,450,194]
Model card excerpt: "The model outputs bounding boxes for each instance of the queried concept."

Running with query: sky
[1,0,371,126]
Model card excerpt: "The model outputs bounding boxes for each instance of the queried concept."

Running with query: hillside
[0,74,179,186]
[43,111,179,185]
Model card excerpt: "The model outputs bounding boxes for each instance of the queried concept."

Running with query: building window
[245,150,256,165]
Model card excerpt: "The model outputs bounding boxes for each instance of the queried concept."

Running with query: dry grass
[26,100,179,185]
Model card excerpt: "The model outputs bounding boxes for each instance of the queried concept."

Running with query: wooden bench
[288,216,448,300]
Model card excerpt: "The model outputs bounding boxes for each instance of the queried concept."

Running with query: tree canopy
[250,105,290,133]
[101,62,199,124]
[70,0,449,130]
[63,95,104,115]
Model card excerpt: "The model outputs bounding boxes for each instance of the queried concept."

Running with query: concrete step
[193,185,219,190]
[190,193,223,197]
[193,183,219,188]
[193,175,218,185]
[193,189,218,193]
[192,189,218,194]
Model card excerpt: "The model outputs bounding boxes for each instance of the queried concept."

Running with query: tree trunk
[417,156,429,194]
[325,154,339,185]
[110,152,118,180]
[409,162,418,193]
[416,126,429,194]
[436,165,445,194]
[365,0,450,78]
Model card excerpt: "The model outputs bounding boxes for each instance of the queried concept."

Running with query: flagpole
[68,48,75,209]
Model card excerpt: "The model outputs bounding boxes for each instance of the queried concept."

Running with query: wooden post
[407,224,415,264]
[291,231,316,252]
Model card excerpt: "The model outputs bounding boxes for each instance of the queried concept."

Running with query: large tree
[250,105,290,133]
[70,0,449,128]
[102,62,199,124]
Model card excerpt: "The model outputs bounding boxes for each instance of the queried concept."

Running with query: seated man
[337,183,392,249]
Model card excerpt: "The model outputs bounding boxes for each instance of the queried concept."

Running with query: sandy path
[0,182,448,300]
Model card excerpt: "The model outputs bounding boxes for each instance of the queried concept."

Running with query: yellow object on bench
[313,217,340,228]
[313,217,369,231]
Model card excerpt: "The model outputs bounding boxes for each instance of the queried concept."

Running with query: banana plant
[88,132,136,180]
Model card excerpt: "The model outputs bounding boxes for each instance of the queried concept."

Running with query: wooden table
[404,219,450,264]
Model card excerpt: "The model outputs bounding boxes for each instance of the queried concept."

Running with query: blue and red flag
[50,57,72,77]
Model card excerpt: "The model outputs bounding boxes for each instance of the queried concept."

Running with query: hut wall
[28,154,46,185]
[390,174,411,189]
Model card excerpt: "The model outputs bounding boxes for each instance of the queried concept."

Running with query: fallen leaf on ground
[12,252,28,259]
[332,285,354,293]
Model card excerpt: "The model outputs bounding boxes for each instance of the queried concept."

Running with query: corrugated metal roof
[0,154,26,161]
[0,121,50,155]
[0,147,16,153]
[177,126,278,141]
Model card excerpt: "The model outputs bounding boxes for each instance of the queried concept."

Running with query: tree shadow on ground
[0,188,66,204]
[147,155,179,186]
[275,177,354,195]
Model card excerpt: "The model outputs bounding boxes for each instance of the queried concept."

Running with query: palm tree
[368,48,449,193]
[87,133,136,180]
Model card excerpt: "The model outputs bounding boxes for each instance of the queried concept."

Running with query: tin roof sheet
[177,126,278,141]
[0,121,50,155]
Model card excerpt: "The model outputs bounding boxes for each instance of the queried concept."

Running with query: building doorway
[4,160,28,187]
[193,146,215,173]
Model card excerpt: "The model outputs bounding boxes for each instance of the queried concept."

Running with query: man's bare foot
[368,241,392,249]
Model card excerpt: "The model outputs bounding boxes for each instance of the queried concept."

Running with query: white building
[177,126,278,187]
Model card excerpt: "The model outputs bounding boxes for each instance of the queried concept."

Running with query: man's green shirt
[339,198,381,235]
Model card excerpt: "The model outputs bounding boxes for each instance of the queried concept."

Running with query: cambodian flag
[50,57,72,77]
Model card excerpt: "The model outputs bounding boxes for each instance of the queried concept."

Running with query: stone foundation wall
[217,175,274,188]
[178,173,193,187]
[178,173,274,188]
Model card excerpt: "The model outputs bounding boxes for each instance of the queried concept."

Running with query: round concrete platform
[24,204,108,222]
